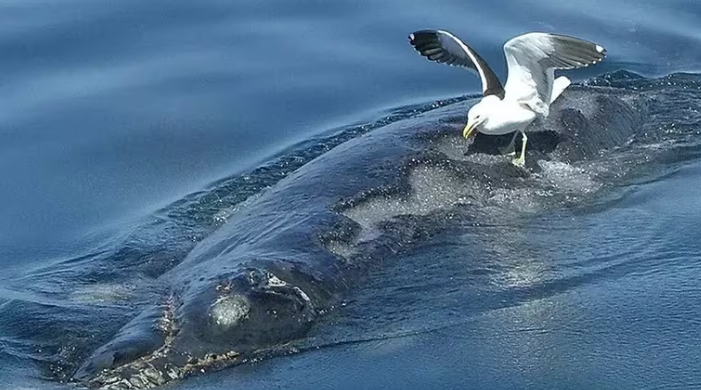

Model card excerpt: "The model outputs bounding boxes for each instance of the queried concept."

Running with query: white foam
[71,283,135,304]
[537,160,601,194]
[325,240,357,258]
[488,187,548,214]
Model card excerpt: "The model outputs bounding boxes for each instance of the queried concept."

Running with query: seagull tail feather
[551,76,571,103]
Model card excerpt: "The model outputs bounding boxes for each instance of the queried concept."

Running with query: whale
[71,71,701,389]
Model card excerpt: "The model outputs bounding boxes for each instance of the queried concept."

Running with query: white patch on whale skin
[266,274,287,287]
[341,165,484,231]
[209,295,250,327]
[266,273,313,306]
[340,157,611,241]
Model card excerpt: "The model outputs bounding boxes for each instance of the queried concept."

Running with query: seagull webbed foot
[511,155,526,167]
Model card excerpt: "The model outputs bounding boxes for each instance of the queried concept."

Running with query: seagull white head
[463,95,500,139]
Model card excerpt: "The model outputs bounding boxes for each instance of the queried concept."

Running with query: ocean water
[1,0,701,389]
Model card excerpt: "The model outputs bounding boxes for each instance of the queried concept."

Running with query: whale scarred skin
[73,72,701,389]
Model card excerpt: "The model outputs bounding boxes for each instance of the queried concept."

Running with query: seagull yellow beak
[462,120,478,139]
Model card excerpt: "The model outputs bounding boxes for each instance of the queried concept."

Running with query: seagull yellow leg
[511,131,527,167]
[498,131,519,156]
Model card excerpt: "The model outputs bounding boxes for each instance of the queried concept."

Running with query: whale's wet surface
[1,71,701,389]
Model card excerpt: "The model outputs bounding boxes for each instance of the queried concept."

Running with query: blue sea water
[1,0,701,389]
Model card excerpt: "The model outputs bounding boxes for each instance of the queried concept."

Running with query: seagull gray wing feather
[503,32,606,117]
[409,29,505,98]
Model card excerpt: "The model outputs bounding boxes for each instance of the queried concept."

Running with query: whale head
[74,267,317,389]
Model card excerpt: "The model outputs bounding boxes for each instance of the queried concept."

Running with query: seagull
[408,30,606,167]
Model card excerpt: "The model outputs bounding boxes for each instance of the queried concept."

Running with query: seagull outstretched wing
[409,29,505,99]
[503,33,606,117]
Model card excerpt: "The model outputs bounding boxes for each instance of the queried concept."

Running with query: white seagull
[408,30,606,167]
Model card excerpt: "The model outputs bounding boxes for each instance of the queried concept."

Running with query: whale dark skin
[73,72,701,389]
